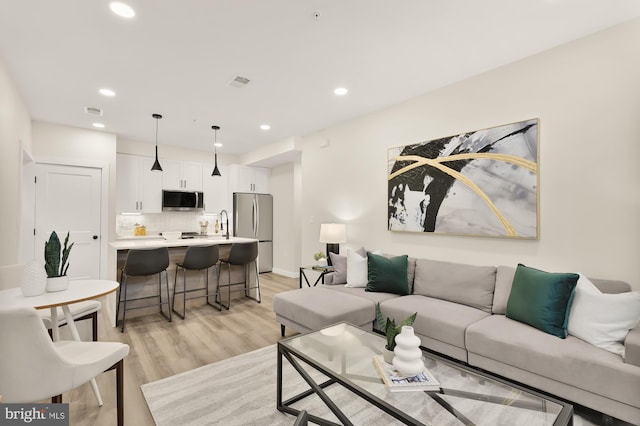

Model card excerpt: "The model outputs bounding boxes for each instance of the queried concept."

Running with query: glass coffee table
[277,322,573,426]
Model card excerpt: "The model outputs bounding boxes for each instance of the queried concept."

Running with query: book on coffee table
[372,355,441,392]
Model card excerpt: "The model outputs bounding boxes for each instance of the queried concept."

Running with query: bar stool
[214,241,261,310]
[116,247,171,332]
[172,244,219,319]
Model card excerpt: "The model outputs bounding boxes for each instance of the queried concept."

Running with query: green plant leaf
[400,312,417,327]
[44,231,61,278]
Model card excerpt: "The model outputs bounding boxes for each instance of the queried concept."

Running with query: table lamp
[319,223,347,265]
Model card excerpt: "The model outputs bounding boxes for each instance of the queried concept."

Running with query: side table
[299,266,333,288]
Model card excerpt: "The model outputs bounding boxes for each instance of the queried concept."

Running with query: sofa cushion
[466,315,640,409]
[506,264,578,338]
[346,248,381,288]
[329,247,365,285]
[273,287,374,331]
[568,275,640,356]
[493,266,632,314]
[492,266,516,314]
[382,253,417,294]
[413,259,496,313]
[324,285,400,305]
[380,295,490,352]
[366,253,409,295]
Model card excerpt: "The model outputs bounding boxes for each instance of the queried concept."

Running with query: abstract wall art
[388,118,539,239]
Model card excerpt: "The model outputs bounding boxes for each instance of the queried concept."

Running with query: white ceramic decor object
[46,276,69,292]
[21,260,47,297]
[392,326,424,376]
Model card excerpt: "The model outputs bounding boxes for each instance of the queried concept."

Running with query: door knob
[93,235,99,240]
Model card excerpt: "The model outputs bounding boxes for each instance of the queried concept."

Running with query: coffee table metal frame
[277,322,574,426]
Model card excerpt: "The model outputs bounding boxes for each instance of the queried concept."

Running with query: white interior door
[35,164,102,280]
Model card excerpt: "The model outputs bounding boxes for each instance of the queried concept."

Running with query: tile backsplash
[116,212,223,237]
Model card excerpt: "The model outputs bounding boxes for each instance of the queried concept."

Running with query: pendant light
[151,113,163,172]
[211,125,221,176]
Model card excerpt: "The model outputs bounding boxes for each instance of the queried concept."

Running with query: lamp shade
[319,223,347,244]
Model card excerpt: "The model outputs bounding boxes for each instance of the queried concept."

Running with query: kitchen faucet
[219,210,230,240]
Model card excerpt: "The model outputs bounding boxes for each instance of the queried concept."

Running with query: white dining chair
[0,263,102,341]
[0,306,129,425]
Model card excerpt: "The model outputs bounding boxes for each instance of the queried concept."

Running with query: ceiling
[1,1,639,157]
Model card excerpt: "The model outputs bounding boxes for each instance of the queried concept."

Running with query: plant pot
[317,258,328,267]
[46,276,69,292]
[20,260,47,297]
[382,346,395,364]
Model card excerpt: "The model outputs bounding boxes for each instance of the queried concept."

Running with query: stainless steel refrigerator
[233,192,273,273]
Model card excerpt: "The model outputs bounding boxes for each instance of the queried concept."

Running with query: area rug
[141,344,601,426]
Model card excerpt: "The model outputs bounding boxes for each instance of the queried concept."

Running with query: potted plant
[44,231,74,292]
[313,251,328,267]
[375,302,416,363]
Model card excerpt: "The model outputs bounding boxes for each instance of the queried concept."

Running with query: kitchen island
[110,236,259,321]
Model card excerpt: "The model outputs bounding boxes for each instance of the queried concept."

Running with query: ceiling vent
[84,106,103,116]
[228,75,250,88]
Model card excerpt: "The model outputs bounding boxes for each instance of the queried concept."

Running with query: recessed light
[99,88,116,97]
[214,143,223,147]
[110,2,135,18]
[334,87,348,96]
[260,124,271,130]
[93,123,105,129]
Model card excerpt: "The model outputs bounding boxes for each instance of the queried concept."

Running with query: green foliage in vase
[44,231,74,278]
[375,302,417,351]
[313,251,327,261]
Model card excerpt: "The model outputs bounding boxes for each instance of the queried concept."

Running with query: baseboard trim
[271,268,298,278]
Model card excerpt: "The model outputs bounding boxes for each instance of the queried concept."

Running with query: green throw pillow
[506,264,578,338]
[366,253,409,295]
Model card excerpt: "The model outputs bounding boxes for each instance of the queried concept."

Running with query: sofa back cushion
[413,259,497,313]
[493,266,516,314]
[493,266,632,314]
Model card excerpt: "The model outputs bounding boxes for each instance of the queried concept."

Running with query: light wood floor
[67,272,298,426]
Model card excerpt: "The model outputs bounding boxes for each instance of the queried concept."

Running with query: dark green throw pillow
[366,253,409,295]
[506,264,578,338]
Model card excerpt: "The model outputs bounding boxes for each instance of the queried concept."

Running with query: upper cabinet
[116,154,162,213]
[202,163,228,214]
[161,160,202,191]
[229,165,270,194]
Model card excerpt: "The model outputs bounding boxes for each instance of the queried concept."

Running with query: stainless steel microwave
[162,190,203,211]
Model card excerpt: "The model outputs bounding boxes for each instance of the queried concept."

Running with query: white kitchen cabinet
[229,165,270,194]
[162,160,202,191]
[116,154,162,213]
[202,163,228,214]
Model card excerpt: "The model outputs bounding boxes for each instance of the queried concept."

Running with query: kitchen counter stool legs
[116,247,172,332]
[172,245,220,319]
[214,241,261,310]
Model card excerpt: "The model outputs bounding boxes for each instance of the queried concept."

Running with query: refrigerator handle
[252,197,258,238]
[255,197,260,238]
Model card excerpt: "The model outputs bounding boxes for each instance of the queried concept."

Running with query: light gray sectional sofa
[273,257,640,424]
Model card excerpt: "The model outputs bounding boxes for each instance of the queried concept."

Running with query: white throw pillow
[345,249,381,288]
[346,249,368,288]
[568,274,640,356]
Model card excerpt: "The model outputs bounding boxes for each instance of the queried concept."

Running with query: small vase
[382,347,395,364]
[20,260,47,297]
[46,276,69,292]
[317,258,328,267]
[393,326,424,376]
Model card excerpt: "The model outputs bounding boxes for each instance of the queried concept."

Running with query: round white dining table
[0,279,120,406]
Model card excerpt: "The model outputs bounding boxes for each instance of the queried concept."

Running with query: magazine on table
[372,355,441,392]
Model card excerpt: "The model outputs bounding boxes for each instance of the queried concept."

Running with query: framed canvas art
[388,118,539,239]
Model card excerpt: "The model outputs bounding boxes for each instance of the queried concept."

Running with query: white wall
[300,19,640,287]
[0,56,32,266]
[31,121,118,279]
[270,162,299,276]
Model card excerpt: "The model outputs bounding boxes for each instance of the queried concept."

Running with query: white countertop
[110,236,256,250]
